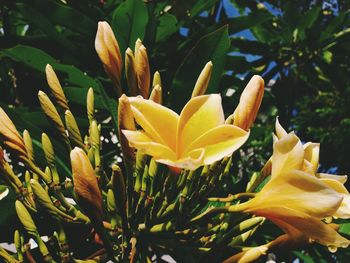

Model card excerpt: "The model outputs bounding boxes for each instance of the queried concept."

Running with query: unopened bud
[149,84,162,104]
[192,61,213,97]
[23,130,35,163]
[15,200,37,235]
[232,75,264,130]
[0,108,27,158]
[87,88,95,124]
[135,42,150,98]
[45,64,69,110]
[65,110,84,148]
[125,48,138,96]
[95,21,122,96]
[38,91,70,148]
[71,147,103,222]
[152,71,162,88]
[118,95,136,167]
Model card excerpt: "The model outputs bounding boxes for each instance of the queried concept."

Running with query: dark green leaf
[112,0,149,54]
[170,25,230,112]
[156,14,178,42]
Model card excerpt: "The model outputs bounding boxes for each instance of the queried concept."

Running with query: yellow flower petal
[128,97,179,150]
[259,206,349,248]
[177,94,224,155]
[272,133,304,177]
[318,173,348,184]
[183,124,249,165]
[122,130,176,161]
[303,142,320,174]
[158,148,205,170]
[275,117,288,139]
[247,170,342,218]
[321,178,350,219]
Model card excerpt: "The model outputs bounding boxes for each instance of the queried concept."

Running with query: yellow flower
[122,94,249,170]
[275,118,350,219]
[238,129,350,248]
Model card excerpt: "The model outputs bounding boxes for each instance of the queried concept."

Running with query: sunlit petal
[321,178,350,219]
[122,130,176,160]
[177,94,224,155]
[275,117,288,139]
[249,170,342,218]
[128,97,179,150]
[157,148,205,170]
[303,142,320,174]
[259,207,350,248]
[272,133,304,177]
[184,125,249,165]
[318,173,348,184]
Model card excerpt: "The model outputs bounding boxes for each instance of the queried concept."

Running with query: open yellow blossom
[238,128,350,248]
[274,118,350,219]
[122,94,250,170]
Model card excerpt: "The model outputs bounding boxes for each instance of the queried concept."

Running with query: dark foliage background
[0,0,350,262]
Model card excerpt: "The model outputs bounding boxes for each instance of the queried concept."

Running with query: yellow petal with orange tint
[183,124,249,165]
[318,173,348,184]
[128,97,179,150]
[122,130,176,161]
[257,206,349,248]
[321,178,350,219]
[158,148,205,170]
[177,94,224,154]
[247,170,342,218]
[275,117,288,139]
[303,142,320,174]
[272,133,304,177]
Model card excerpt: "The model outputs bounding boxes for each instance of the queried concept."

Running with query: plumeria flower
[237,121,350,249]
[275,118,350,219]
[122,94,250,170]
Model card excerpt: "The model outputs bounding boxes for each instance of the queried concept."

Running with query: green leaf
[112,0,149,54]
[171,25,230,112]
[189,0,218,18]
[293,251,315,263]
[16,3,76,53]
[227,11,273,35]
[31,0,96,37]
[0,45,97,89]
[156,13,178,42]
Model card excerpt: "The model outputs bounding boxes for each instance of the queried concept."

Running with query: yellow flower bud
[23,130,35,163]
[45,64,69,110]
[15,200,37,235]
[38,91,70,149]
[95,21,122,97]
[87,87,95,124]
[0,107,27,158]
[191,61,213,97]
[135,42,150,98]
[71,147,103,222]
[30,179,74,221]
[232,75,265,131]
[149,84,162,104]
[152,71,162,88]
[118,95,136,166]
[125,48,138,96]
[41,133,55,168]
[65,110,84,148]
